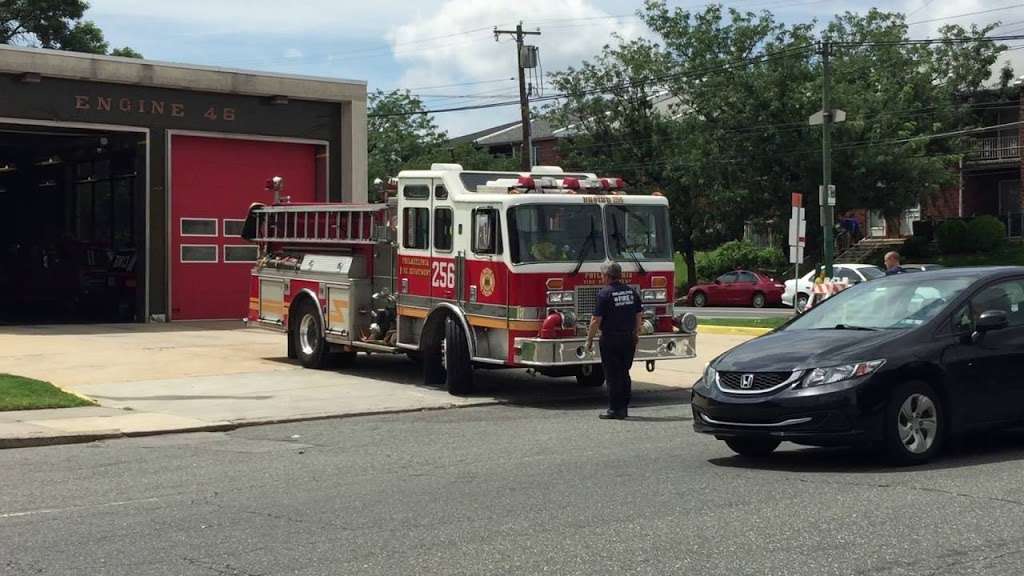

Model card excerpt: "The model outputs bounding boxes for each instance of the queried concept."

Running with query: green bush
[695,241,786,281]
[966,215,1006,252]
[936,220,969,255]
[902,236,932,260]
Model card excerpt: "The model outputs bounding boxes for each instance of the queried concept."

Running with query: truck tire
[293,299,328,369]
[444,317,474,395]
[576,364,605,387]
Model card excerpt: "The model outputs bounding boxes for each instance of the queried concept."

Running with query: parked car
[685,270,785,308]
[901,264,945,272]
[782,263,884,310]
[692,266,1024,464]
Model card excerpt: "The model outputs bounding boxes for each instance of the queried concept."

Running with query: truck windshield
[605,205,672,261]
[508,204,605,264]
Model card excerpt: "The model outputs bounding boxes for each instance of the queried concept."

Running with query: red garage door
[170,135,322,320]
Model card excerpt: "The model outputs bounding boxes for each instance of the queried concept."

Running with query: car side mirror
[972,310,1009,343]
[977,310,1009,332]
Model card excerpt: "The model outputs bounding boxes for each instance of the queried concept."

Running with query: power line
[908,4,1024,26]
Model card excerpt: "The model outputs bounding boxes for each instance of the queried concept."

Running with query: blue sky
[85,0,1023,136]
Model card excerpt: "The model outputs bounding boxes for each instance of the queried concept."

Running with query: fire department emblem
[480,267,496,297]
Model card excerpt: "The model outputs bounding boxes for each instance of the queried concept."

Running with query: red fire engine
[242,164,697,395]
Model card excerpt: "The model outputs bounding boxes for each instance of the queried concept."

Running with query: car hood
[713,328,905,372]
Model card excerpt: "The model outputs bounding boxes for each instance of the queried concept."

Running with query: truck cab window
[403,184,429,199]
[403,207,429,249]
[434,208,453,251]
[472,209,501,255]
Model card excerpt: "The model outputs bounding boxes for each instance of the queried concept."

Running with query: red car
[685,270,785,308]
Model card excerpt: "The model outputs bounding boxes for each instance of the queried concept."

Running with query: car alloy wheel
[693,292,707,307]
[898,393,938,455]
[752,293,766,308]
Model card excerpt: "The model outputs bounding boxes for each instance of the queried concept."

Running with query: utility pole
[495,23,541,171]
[821,39,834,277]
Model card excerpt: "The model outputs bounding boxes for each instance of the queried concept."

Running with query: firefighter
[585,261,642,420]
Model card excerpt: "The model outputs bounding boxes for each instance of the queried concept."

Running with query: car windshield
[508,204,605,263]
[785,276,974,330]
[605,205,672,261]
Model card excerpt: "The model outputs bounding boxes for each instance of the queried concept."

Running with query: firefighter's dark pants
[600,332,637,414]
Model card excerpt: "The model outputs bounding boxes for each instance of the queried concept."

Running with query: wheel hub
[299,314,317,356]
[898,393,937,454]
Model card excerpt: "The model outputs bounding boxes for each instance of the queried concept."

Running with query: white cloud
[283,48,304,59]
[88,0,422,36]
[388,0,647,134]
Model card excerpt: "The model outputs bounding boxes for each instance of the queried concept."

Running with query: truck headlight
[547,290,574,305]
[642,288,667,302]
[803,360,885,388]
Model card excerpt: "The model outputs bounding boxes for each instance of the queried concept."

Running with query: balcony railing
[967,134,1020,163]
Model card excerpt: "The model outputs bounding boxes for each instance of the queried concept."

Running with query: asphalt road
[3,392,1024,576]
[678,305,796,319]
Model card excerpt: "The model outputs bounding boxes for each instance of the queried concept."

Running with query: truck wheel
[444,317,474,395]
[294,299,328,369]
[576,364,605,387]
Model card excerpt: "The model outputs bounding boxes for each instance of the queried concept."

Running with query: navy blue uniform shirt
[594,281,642,334]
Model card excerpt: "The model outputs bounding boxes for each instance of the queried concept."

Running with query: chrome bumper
[513,333,696,367]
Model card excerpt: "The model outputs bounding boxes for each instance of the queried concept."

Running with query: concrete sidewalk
[0,322,753,448]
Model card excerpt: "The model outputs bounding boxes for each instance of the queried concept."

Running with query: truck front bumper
[512,333,696,367]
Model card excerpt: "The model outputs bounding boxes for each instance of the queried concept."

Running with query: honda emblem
[740,374,755,389]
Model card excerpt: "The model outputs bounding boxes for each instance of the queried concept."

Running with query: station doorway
[0,124,146,323]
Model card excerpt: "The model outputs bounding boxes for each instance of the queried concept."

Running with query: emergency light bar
[480,176,628,194]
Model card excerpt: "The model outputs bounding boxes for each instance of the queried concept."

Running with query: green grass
[699,316,790,329]
[0,374,94,411]
[936,243,1024,268]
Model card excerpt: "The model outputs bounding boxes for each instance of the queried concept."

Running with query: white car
[782,263,886,309]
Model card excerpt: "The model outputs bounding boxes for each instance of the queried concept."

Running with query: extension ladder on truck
[248,203,389,245]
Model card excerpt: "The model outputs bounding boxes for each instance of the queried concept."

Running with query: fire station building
[0,45,367,323]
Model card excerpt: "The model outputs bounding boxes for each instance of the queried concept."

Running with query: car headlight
[702,364,718,388]
[803,360,886,388]
[642,288,667,302]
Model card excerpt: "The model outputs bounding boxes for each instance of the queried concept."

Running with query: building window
[181,218,217,236]
[223,219,246,237]
[434,208,453,251]
[403,207,429,249]
[180,245,218,263]
[998,180,1021,215]
[403,184,429,199]
[224,245,259,262]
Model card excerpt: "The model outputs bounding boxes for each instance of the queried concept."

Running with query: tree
[549,1,1006,284]
[368,89,517,194]
[1,0,141,57]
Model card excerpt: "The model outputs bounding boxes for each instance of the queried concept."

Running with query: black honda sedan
[692,266,1024,464]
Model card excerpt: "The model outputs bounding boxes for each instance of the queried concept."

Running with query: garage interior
[0,125,145,323]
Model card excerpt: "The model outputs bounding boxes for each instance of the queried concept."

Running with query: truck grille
[718,372,794,393]
[575,284,640,320]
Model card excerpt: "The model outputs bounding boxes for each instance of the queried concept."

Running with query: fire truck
[242,164,697,395]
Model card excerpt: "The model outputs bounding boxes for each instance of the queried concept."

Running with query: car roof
[882,266,1024,282]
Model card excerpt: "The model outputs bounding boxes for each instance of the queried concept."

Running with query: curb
[697,325,772,336]
[0,387,694,450]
